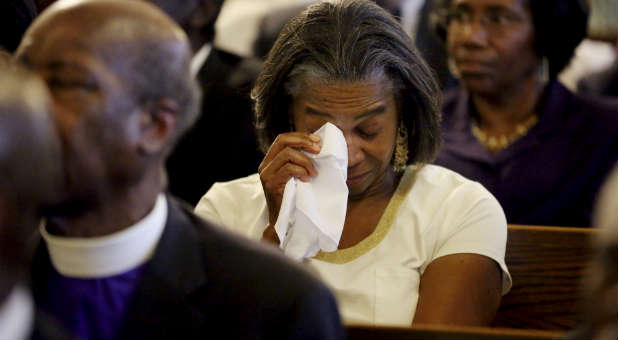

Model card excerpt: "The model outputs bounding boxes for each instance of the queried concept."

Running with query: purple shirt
[434,80,618,227]
[39,264,147,340]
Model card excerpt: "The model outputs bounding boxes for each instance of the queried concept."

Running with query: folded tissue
[274,122,349,260]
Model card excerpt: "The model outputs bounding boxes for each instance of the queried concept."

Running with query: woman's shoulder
[196,173,265,215]
[206,173,264,198]
[401,164,501,220]
[411,164,490,196]
[195,173,268,237]
[401,164,507,268]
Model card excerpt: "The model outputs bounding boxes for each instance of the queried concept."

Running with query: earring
[447,57,461,80]
[393,122,408,172]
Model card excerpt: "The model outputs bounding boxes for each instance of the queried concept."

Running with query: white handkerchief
[274,122,348,260]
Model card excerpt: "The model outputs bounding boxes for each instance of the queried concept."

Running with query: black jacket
[166,48,264,205]
[32,197,344,339]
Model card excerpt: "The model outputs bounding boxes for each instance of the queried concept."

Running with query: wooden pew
[346,324,563,340]
[346,225,598,338]
[492,224,599,330]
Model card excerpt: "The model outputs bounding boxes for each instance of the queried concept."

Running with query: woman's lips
[455,59,493,74]
[346,172,369,185]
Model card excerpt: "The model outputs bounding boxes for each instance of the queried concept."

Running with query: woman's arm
[413,253,502,326]
[410,178,509,326]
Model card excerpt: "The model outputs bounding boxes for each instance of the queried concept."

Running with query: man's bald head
[26,0,187,47]
[17,0,201,149]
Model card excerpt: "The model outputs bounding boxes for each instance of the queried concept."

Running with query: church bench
[492,224,598,330]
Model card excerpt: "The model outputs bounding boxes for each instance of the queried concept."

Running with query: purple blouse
[434,80,618,227]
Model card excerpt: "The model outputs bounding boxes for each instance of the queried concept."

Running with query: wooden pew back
[346,324,564,340]
[492,225,598,330]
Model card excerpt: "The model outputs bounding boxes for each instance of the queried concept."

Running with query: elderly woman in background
[196,0,510,327]
[433,0,618,228]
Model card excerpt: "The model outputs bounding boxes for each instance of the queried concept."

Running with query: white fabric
[191,43,213,77]
[0,285,34,340]
[400,0,426,38]
[274,123,348,260]
[215,0,315,57]
[196,165,511,326]
[41,194,168,278]
[559,39,617,91]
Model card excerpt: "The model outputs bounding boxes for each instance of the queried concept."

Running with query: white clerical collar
[191,43,213,77]
[0,285,34,340]
[41,194,168,278]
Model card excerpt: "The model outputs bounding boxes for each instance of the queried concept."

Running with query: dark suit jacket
[32,197,344,339]
[30,309,74,340]
[166,48,264,205]
[0,0,37,52]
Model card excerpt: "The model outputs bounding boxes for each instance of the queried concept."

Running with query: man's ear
[138,98,179,155]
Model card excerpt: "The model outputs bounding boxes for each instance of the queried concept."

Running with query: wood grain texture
[492,225,599,330]
[346,324,564,340]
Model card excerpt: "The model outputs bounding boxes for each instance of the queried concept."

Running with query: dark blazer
[0,0,37,52]
[166,48,264,205]
[32,197,344,339]
[30,309,74,340]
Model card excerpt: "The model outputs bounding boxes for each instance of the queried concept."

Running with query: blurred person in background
[0,59,65,339]
[578,58,618,99]
[149,0,263,205]
[433,0,617,227]
[567,164,617,339]
[578,42,618,99]
[576,0,618,99]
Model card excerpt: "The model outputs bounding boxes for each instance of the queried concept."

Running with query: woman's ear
[138,98,179,155]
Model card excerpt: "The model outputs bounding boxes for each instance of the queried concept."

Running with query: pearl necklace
[471,115,539,153]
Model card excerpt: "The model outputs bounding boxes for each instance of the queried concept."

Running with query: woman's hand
[258,132,321,243]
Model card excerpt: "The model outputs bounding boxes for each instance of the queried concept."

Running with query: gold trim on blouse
[312,165,420,264]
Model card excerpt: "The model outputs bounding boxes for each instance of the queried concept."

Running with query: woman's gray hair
[252,0,442,165]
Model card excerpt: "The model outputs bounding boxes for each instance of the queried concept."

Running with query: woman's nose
[345,135,364,167]
[458,17,489,48]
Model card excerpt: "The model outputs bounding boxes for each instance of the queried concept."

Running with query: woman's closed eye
[357,127,381,139]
